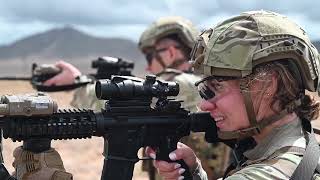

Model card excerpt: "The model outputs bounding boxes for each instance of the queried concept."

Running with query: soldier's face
[145,48,168,74]
[198,79,250,131]
[144,43,177,74]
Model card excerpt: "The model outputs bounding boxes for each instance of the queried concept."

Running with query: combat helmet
[138,16,199,52]
[190,10,320,139]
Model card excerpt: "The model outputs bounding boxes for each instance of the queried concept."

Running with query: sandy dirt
[0,80,148,180]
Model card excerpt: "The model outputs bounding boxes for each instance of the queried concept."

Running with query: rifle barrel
[0,76,31,81]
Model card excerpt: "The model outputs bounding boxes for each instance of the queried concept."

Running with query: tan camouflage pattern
[192,10,320,93]
[223,153,302,180]
[314,174,320,180]
[223,145,320,180]
[158,69,201,112]
[144,69,230,180]
[71,82,105,110]
[217,118,320,180]
[12,147,72,180]
[138,16,199,51]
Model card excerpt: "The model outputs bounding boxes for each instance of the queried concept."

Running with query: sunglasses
[196,76,237,100]
[198,84,216,100]
[145,48,169,65]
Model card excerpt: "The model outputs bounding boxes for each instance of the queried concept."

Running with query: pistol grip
[155,143,192,179]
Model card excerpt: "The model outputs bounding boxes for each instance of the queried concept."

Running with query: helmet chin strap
[154,53,167,70]
[217,79,299,140]
[167,58,187,70]
[156,55,189,74]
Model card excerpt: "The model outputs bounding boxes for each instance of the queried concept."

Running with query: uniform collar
[244,116,306,160]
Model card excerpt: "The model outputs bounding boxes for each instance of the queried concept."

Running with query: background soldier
[138,16,230,180]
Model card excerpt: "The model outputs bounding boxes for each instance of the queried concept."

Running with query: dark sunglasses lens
[146,53,153,64]
[199,85,215,100]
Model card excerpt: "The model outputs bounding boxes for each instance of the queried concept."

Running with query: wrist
[190,157,202,175]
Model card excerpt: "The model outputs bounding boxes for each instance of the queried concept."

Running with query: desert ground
[0,80,148,180]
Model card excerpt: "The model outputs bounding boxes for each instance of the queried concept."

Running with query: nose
[199,100,216,111]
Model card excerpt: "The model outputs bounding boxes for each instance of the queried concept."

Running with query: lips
[214,116,224,122]
[212,115,224,128]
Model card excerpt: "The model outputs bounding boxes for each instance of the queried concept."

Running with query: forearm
[192,158,208,180]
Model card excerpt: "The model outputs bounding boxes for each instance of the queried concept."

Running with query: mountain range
[1,26,320,77]
[0,26,146,76]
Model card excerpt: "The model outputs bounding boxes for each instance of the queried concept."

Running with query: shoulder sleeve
[225,153,303,180]
[173,73,202,112]
[70,83,105,110]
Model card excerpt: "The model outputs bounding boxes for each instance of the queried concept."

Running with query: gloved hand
[12,146,73,180]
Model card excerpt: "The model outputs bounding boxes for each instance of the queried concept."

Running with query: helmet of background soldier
[138,16,199,52]
[190,10,320,139]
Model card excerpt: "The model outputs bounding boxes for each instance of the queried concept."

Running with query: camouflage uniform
[224,119,316,180]
[189,10,320,179]
[195,118,320,180]
[71,82,105,110]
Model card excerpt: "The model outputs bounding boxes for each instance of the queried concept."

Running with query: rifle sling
[290,127,320,180]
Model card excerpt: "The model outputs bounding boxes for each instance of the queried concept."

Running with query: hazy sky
[0,0,319,45]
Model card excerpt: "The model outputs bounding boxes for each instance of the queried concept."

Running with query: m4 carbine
[0,56,135,92]
[90,56,134,80]
[0,75,217,180]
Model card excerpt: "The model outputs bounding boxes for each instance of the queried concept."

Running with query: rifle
[90,56,134,80]
[37,56,135,92]
[0,63,59,81]
[0,75,217,180]
[0,63,61,82]
[0,56,134,92]
[0,63,92,92]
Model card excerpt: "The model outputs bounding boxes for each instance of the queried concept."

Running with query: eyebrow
[206,80,222,90]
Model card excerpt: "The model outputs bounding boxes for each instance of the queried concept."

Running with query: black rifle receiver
[0,75,216,180]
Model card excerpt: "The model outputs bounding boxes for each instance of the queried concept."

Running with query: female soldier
[147,10,320,179]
